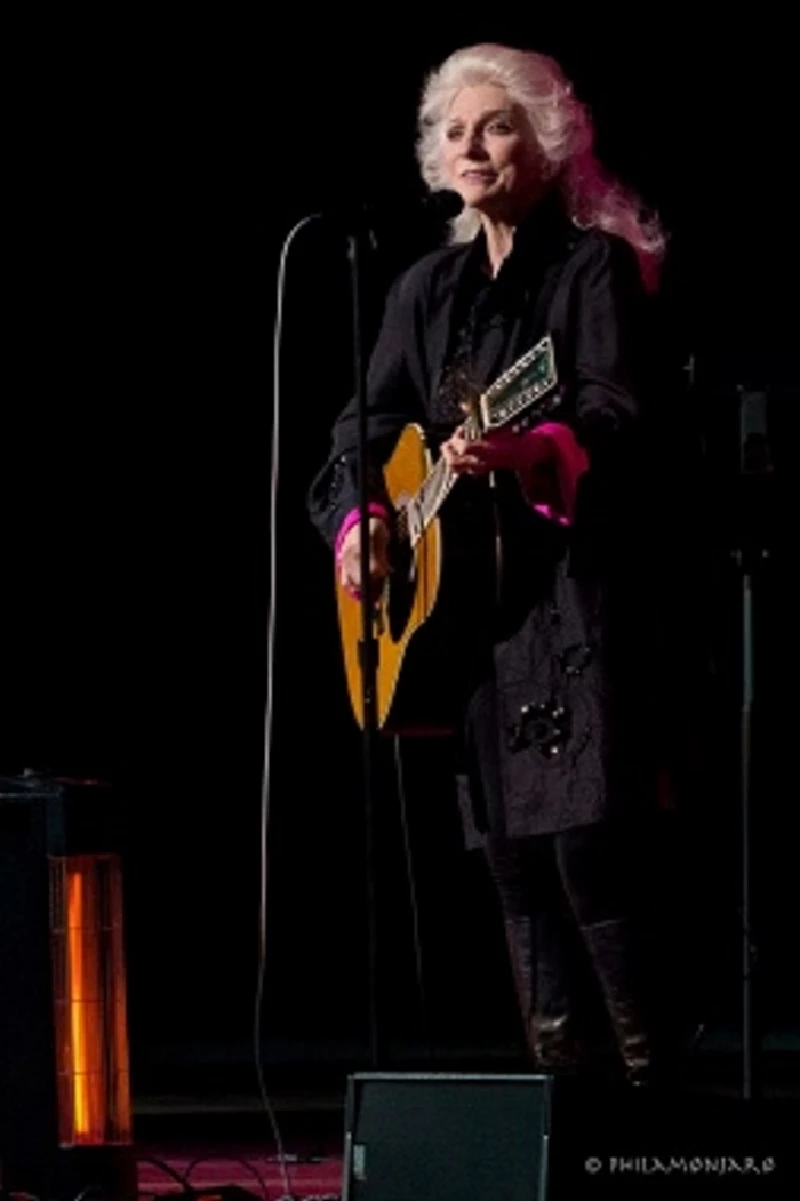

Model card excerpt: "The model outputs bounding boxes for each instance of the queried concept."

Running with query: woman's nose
[464,128,488,157]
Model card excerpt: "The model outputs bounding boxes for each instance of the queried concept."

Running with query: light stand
[680,359,776,1102]
[732,384,774,1102]
[734,539,759,1103]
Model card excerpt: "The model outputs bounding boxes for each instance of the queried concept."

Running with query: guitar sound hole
[386,534,416,643]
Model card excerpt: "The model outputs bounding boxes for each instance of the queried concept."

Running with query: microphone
[317,188,462,233]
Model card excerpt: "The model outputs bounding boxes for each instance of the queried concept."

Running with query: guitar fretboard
[403,415,478,547]
[418,457,454,530]
[396,333,557,547]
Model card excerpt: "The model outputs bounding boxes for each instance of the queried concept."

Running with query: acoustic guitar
[336,332,561,732]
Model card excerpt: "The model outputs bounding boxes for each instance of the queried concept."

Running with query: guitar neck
[399,333,559,546]
[418,456,457,530]
[406,417,478,546]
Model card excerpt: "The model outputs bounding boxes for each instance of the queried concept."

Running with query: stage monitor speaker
[342,1072,552,1201]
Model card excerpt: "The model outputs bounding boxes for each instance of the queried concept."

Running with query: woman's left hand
[440,425,546,476]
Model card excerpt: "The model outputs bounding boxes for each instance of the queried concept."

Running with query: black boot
[579,917,655,1088]
[503,916,590,1074]
[528,1010,591,1074]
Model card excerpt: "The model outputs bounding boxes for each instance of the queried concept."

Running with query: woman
[308,43,672,1087]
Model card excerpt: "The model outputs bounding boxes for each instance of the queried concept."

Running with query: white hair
[416,43,666,291]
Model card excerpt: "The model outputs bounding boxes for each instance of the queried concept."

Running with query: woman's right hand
[337,516,392,599]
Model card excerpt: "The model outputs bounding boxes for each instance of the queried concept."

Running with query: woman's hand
[337,516,392,599]
[440,425,485,475]
[440,424,548,476]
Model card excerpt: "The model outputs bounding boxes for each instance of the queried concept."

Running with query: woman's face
[441,83,545,219]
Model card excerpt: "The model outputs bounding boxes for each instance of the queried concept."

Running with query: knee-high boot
[503,915,589,1073]
[578,917,654,1087]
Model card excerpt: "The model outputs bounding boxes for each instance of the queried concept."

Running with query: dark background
[3,12,796,1102]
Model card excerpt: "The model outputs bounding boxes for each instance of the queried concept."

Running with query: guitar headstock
[479,333,560,432]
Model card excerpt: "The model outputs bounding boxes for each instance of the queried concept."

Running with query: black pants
[484,821,649,1031]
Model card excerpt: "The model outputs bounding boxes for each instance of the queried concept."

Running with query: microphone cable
[255,210,323,1201]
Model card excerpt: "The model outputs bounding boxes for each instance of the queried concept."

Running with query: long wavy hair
[416,43,666,292]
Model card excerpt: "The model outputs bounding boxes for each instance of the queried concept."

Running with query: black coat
[308,193,672,839]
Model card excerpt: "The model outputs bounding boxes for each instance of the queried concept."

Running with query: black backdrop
[3,12,796,1100]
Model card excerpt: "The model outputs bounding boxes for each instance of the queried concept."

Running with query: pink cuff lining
[518,422,590,526]
[334,503,391,563]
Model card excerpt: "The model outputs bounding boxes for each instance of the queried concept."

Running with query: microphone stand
[342,192,457,1072]
[347,218,382,1070]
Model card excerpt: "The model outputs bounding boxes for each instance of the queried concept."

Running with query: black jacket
[308,193,669,838]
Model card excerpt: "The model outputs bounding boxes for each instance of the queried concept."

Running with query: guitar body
[335,423,444,732]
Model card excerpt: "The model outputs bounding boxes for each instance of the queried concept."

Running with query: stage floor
[133,1070,800,1200]
[137,1148,342,1198]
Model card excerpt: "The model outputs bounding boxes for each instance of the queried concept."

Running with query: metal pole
[349,226,381,1069]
